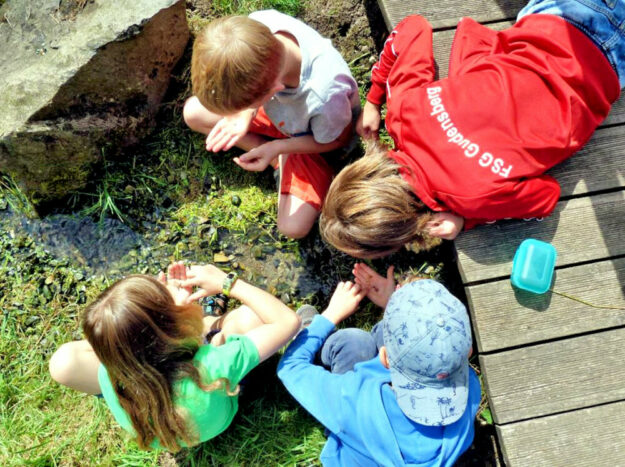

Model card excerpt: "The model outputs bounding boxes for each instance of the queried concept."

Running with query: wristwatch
[222,272,239,297]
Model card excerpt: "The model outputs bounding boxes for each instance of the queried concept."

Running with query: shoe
[296,305,319,330]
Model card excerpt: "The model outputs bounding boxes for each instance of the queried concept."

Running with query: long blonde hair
[83,275,236,451]
[320,141,440,258]
[191,15,284,114]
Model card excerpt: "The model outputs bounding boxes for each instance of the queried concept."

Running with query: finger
[186,290,208,303]
[178,261,188,281]
[233,157,252,170]
[353,263,370,278]
[180,277,202,288]
[223,134,241,151]
[386,265,395,281]
[209,131,232,153]
[157,271,166,284]
[184,265,202,278]
[234,157,263,172]
[358,263,377,275]
[206,125,225,151]
[172,262,181,280]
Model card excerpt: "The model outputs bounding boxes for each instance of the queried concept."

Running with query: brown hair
[82,275,236,451]
[191,16,284,114]
[320,141,441,258]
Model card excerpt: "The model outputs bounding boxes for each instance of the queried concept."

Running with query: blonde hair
[191,15,284,114]
[320,141,441,258]
[83,275,237,451]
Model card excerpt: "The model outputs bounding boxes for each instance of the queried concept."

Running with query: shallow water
[0,204,343,305]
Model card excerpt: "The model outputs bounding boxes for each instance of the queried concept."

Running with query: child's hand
[159,261,193,306]
[356,101,381,139]
[322,281,365,325]
[425,212,465,240]
[205,109,255,152]
[233,141,279,172]
[353,263,395,308]
[180,264,227,303]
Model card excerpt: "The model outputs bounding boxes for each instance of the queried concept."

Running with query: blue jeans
[518,0,625,87]
[320,323,385,374]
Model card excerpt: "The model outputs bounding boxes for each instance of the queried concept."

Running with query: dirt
[182,1,504,464]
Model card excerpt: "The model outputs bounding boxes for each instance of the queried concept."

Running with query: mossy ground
[0,0,499,465]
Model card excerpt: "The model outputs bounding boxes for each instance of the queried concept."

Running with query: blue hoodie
[278,316,481,466]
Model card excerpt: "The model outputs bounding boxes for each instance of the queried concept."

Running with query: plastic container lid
[511,239,557,294]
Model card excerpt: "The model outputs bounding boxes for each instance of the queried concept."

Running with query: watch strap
[222,272,239,297]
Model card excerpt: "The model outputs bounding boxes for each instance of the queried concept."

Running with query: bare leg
[183,96,267,152]
[49,340,101,395]
[276,154,320,239]
[203,305,265,346]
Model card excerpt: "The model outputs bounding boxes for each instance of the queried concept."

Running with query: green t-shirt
[97,334,260,449]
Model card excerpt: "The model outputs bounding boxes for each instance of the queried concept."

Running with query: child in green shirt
[49,262,300,451]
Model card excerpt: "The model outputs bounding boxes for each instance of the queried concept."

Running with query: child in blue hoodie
[277,265,481,466]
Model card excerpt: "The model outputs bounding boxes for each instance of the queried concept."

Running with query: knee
[49,343,78,387]
[183,96,212,133]
[277,214,315,239]
[321,328,377,374]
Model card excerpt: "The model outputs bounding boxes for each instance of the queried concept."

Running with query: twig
[348,51,371,66]
[551,289,625,310]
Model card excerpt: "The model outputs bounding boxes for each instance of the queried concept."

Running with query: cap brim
[390,362,469,426]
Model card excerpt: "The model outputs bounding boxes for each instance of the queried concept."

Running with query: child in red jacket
[320,0,623,258]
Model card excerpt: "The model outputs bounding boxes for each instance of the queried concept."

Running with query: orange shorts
[248,107,333,211]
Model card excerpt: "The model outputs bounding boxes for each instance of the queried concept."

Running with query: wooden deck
[377,1,625,465]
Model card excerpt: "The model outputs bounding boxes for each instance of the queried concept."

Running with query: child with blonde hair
[184,10,359,239]
[49,262,300,451]
[321,0,624,258]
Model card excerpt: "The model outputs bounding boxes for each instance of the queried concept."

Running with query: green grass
[0,0,494,465]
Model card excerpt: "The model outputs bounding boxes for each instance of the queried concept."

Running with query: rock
[0,0,189,206]
[214,252,229,263]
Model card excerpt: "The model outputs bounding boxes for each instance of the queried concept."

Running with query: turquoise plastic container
[511,239,557,294]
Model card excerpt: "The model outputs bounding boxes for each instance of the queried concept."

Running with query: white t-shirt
[249,10,360,144]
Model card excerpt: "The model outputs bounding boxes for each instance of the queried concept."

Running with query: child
[320,0,624,258]
[278,266,481,466]
[49,262,300,451]
[184,10,360,239]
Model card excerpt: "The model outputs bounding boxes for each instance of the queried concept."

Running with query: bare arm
[233,123,353,172]
[182,265,301,362]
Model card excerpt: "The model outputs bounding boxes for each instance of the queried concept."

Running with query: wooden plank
[467,258,625,353]
[455,190,625,283]
[479,327,625,424]
[433,28,625,125]
[377,0,524,29]
[549,126,625,192]
[497,401,625,466]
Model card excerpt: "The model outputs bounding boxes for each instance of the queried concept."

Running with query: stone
[0,0,189,206]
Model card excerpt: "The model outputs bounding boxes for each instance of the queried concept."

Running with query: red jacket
[367,15,620,229]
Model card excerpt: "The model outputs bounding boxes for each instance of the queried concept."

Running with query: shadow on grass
[176,355,326,465]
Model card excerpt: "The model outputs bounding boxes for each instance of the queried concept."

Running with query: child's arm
[352,263,396,308]
[360,15,435,138]
[205,108,257,153]
[233,124,352,172]
[356,101,382,139]
[182,265,300,363]
[277,282,365,433]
